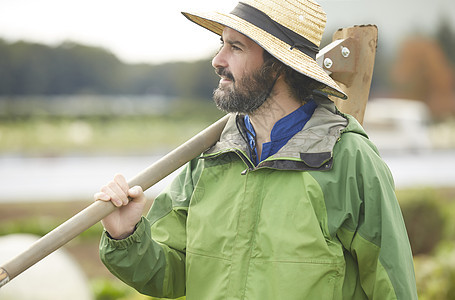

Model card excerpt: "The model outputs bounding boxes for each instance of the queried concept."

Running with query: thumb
[128,186,145,200]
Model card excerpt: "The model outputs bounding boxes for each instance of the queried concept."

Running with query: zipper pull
[241,166,254,175]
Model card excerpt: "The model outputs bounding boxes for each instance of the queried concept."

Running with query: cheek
[231,52,264,81]
[246,51,264,70]
[240,60,263,80]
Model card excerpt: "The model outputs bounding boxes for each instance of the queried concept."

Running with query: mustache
[215,67,235,82]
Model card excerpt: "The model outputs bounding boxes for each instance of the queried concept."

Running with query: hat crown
[241,0,326,47]
[181,0,347,98]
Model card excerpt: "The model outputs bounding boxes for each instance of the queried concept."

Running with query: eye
[217,37,243,53]
[216,39,225,52]
[231,44,241,51]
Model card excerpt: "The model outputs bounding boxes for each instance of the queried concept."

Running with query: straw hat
[182,0,347,99]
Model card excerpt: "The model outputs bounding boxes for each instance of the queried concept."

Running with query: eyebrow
[220,36,246,48]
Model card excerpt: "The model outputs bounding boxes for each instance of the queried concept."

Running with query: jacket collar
[203,95,350,170]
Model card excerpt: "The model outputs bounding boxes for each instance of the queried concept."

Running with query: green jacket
[100,96,417,299]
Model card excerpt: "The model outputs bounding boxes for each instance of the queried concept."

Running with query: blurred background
[0,0,454,299]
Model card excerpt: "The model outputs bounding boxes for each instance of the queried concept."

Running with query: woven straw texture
[182,0,347,99]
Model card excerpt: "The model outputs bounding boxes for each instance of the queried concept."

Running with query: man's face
[212,27,276,114]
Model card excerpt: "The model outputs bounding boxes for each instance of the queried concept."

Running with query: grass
[1,98,455,299]
[0,97,217,299]
[1,187,455,299]
[0,200,181,300]
[0,99,225,156]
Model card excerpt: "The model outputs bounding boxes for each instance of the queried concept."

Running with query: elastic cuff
[103,217,147,248]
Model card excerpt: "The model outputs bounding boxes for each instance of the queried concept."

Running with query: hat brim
[182,10,347,99]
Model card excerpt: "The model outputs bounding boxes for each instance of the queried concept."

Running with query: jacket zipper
[233,149,255,175]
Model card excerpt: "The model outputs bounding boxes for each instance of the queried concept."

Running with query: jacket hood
[205,94,369,158]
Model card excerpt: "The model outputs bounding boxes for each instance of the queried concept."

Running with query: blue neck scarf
[244,99,317,165]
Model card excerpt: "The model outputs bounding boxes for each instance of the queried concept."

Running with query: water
[1,150,455,203]
[0,154,180,202]
[381,150,455,188]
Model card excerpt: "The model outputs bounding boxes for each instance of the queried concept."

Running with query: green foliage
[414,243,455,300]
[0,214,103,240]
[0,39,219,98]
[1,187,455,299]
[91,278,135,300]
[397,188,455,299]
[397,188,447,255]
[1,18,454,101]
[436,15,455,67]
[0,98,224,155]
[91,278,186,300]
[0,216,58,237]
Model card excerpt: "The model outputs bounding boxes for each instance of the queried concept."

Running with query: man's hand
[94,174,147,240]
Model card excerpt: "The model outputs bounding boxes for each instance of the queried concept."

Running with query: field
[1,98,455,299]
[0,201,108,277]
[0,98,225,156]
[1,187,455,300]
[0,98,220,299]
[0,200,163,300]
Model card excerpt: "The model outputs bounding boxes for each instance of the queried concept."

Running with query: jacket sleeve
[334,132,418,299]
[99,158,203,298]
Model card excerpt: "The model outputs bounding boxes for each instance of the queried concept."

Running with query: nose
[212,46,227,70]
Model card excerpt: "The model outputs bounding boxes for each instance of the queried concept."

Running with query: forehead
[221,27,263,50]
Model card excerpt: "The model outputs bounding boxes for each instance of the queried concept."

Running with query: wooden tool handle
[0,268,8,287]
[0,114,230,286]
[330,25,379,125]
[0,25,380,288]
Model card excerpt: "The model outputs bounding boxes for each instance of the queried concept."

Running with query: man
[95,0,418,299]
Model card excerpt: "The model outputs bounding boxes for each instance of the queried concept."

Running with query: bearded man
[95,1,418,299]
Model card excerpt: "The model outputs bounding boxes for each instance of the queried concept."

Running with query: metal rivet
[341,47,350,58]
[323,58,333,69]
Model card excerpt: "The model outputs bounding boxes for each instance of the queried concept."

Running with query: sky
[0,0,453,64]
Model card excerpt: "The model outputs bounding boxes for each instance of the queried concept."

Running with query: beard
[213,64,277,114]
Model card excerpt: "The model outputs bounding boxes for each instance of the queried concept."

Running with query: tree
[391,36,455,119]
[0,39,218,99]
[436,16,455,67]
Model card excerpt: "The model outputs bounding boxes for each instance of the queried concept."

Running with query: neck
[248,76,302,156]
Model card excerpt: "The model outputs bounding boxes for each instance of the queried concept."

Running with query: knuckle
[114,173,125,183]
[107,181,117,189]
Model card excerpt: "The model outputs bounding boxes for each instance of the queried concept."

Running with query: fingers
[93,192,110,201]
[94,174,147,208]
[128,186,145,202]
[94,173,130,207]
[114,173,129,194]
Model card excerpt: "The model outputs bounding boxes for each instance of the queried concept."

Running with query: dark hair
[262,51,325,101]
